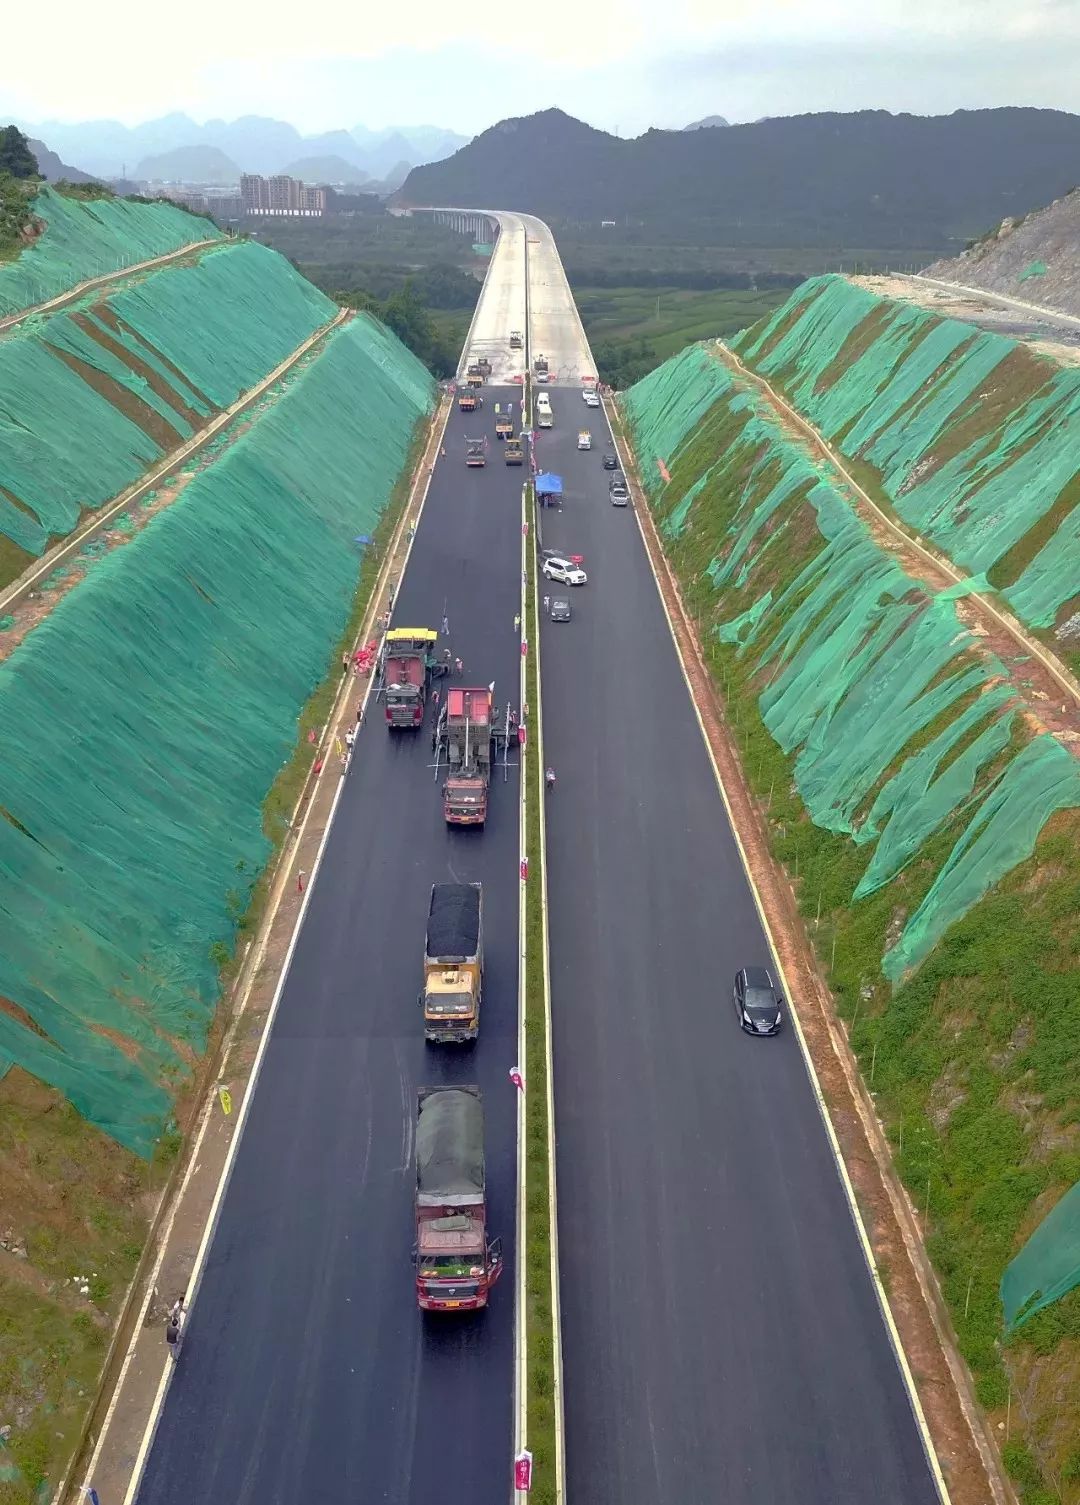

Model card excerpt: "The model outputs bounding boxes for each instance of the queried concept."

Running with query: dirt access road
[0,236,221,334]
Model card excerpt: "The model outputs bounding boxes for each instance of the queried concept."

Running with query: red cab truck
[434,687,509,825]
[414,1086,502,1311]
[380,628,444,729]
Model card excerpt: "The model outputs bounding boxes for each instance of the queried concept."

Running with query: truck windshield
[427,993,474,1015]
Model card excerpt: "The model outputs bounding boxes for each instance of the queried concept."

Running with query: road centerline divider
[514,335,565,1502]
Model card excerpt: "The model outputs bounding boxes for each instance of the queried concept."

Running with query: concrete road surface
[528,226,941,1503]
[456,215,527,383]
[135,391,525,1505]
[520,212,594,386]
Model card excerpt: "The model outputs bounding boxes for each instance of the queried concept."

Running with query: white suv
[542,556,588,586]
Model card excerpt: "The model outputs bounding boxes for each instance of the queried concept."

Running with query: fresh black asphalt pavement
[535,398,941,1503]
[136,393,524,1505]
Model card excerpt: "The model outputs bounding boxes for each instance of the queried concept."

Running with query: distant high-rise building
[241,173,324,217]
[240,173,269,213]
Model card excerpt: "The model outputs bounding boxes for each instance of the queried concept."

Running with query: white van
[536,392,551,411]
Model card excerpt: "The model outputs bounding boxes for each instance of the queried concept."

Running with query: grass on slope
[644,390,1080,1505]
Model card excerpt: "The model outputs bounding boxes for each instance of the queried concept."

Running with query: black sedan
[733,966,784,1035]
[602,452,618,469]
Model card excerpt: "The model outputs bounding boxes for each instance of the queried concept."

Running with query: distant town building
[161,189,209,213]
[241,173,325,217]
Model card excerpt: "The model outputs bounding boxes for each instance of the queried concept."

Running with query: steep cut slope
[0,314,432,1154]
[0,239,335,582]
[0,185,221,316]
[401,107,1080,248]
[732,275,1080,646]
[0,189,437,1500]
[925,187,1080,321]
[620,329,1080,1502]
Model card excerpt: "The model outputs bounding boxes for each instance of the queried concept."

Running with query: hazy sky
[2,0,1078,135]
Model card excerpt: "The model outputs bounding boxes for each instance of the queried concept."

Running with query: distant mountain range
[684,116,730,130]
[135,144,242,184]
[28,138,94,183]
[281,154,370,186]
[15,114,470,182]
[400,106,1080,250]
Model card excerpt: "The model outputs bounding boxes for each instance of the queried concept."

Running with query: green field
[574,285,793,388]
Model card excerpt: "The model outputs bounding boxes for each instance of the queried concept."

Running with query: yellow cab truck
[422,882,483,1043]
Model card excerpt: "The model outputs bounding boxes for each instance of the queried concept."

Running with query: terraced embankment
[0,237,336,586]
[0,200,434,1503]
[0,185,223,318]
[620,276,1080,1503]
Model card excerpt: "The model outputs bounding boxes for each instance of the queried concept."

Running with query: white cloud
[1,0,1077,133]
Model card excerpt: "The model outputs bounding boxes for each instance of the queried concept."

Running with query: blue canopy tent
[536,472,563,508]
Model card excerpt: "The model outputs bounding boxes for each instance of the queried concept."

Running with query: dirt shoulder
[607,396,1014,1505]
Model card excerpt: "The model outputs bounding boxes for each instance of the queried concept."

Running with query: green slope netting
[104,240,336,408]
[618,342,734,476]
[0,241,335,557]
[0,316,434,1153]
[620,351,1080,985]
[731,275,1080,630]
[1001,1181,1080,1330]
[0,187,223,319]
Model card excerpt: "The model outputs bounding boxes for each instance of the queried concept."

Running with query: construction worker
[165,1299,186,1359]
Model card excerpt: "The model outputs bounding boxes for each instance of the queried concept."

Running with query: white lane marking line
[91,394,450,1503]
[121,765,351,1505]
[614,413,952,1505]
[514,471,529,1502]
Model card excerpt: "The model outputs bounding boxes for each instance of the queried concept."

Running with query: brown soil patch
[611,399,1013,1505]
[46,342,181,451]
[94,305,217,414]
[70,310,210,431]
[0,478,187,664]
